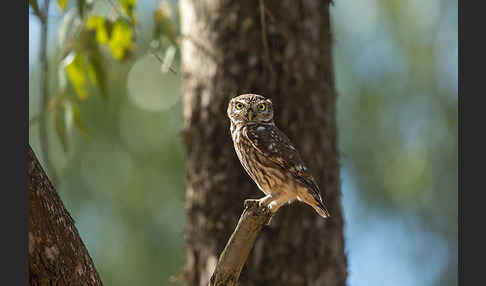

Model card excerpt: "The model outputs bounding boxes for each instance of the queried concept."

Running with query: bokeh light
[127,53,181,112]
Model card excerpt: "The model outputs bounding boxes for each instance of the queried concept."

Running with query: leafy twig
[105,0,177,74]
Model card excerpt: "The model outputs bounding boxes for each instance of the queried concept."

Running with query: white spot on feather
[206,255,218,281]
[257,126,265,132]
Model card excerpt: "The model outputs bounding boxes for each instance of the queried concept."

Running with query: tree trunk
[28,145,103,285]
[180,0,347,285]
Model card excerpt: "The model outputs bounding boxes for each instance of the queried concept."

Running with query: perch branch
[208,199,273,286]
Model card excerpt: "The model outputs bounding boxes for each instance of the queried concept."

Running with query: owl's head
[227,94,274,125]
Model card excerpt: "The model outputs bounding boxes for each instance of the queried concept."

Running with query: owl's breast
[231,125,290,195]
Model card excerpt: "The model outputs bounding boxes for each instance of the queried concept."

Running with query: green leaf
[108,20,133,60]
[86,16,110,44]
[86,16,134,61]
[64,52,88,100]
[119,0,137,23]
[153,6,176,43]
[77,25,108,98]
[54,104,69,153]
[62,36,108,100]
[58,0,69,12]
[86,49,108,99]
[67,98,90,137]
[29,0,41,17]
[77,0,86,17]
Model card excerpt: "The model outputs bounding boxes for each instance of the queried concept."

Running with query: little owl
[227,94,330,218]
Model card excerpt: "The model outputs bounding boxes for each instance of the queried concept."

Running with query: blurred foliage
[29,0,41,17]
[86,16,111,44]
[28,0,457,285]
[107,20,134,60]
[58,0,68,12]
[29,0,184,285]
[332,0,457,285]
[153,1,177,44]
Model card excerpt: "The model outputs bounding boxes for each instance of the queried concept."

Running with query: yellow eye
[257,103,266,111]
[235,103,244,110]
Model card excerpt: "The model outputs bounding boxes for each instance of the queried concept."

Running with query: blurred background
[28,0,457,285]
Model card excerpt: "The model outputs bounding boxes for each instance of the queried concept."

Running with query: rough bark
[180,0,347,285]
[28,145,103,285]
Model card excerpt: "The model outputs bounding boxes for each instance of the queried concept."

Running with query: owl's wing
[246,124,330,216]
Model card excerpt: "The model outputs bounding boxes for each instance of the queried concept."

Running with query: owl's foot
[244,198,273,225]
[266,216,273,225]
[244,198,272,215]
[255,195,281,226]
[268,201,280,210]
[258,194,293,213]
[243,199,260,209]
[256,194,273,208]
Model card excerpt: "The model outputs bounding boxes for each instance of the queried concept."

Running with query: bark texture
[180,0,347,285]
[28,145,103,286]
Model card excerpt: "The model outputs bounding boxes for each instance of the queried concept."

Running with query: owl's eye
[257,103,266,111]
[235,103,244,110]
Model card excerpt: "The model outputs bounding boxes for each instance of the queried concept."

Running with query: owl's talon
[266,216,273,225]
[267,201,277,210]
[244,199,259,209]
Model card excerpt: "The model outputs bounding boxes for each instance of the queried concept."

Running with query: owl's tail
[313,198,331,218]
[298,177,332,218]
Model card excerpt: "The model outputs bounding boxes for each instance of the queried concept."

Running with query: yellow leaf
[108,21,133,60]
[119,0,137,22]
[58,0,68,12]
[86,16,110,44]
[64,53,88,100]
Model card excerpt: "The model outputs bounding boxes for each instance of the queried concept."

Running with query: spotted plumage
[227,94,330,218]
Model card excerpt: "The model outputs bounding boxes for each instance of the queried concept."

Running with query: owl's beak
[247,110,254,121]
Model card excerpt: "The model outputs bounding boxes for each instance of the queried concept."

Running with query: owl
[227,94,330,218]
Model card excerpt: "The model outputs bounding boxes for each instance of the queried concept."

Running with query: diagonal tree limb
[208,200,273,286]
[29,145,103,285]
